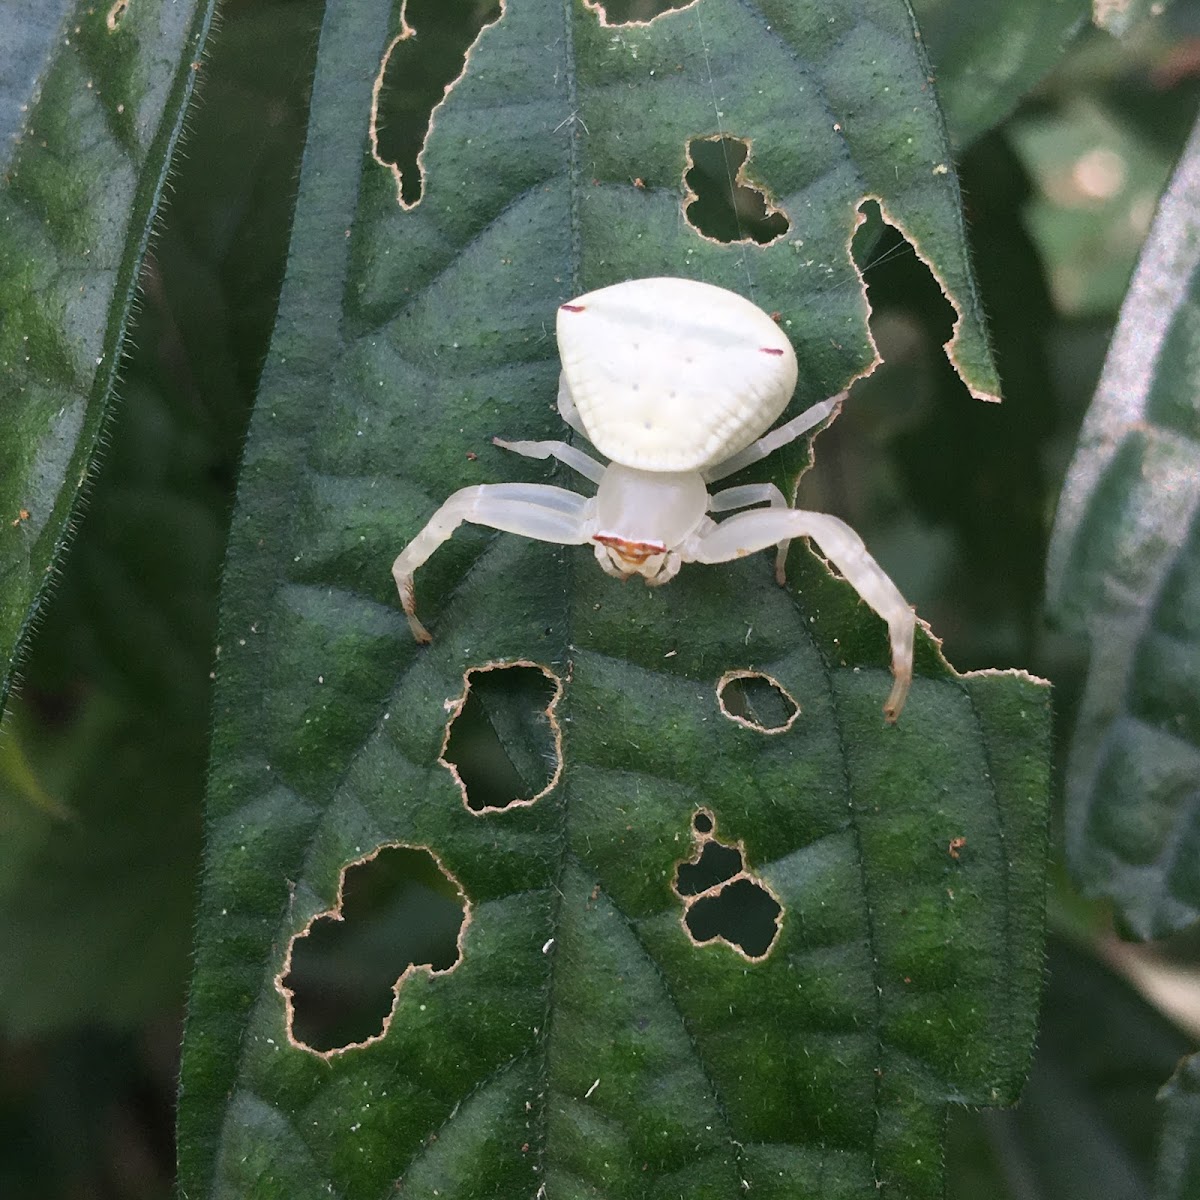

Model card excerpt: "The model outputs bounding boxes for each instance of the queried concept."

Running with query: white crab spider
[392,277,915,720]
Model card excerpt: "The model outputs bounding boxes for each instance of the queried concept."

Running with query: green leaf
[0,0,321,1038]
[0,692,201,1035]
[178,1,1048,1196]
[948,942,1195,1200]
[1008,94,1177,318]
[1157,1051,1200,1200]
[912,0,1090,148]
[0,243,226,1038]
[0,0,215,718]
[1046,113,1200,940]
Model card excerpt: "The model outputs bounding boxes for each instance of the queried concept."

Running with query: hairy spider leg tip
[400,583,432,643]
[882,685,909,724]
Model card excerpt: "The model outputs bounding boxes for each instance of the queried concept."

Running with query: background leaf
[913,0,1091,149]
[0,0,321,1039]
[947,940,1196,1200]
[1046,110,1200,940]
[177,1,1049,1196]
[0,0,214,717]
[0,2,323,1191]
[1156,1049,1200,1199]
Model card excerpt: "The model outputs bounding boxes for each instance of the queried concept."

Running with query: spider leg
[708,482,791,584]
[703,393,845,483]
[493,436,606,484]
[557,372,591,439]
[392,483,594,643]
[686,507,914,721]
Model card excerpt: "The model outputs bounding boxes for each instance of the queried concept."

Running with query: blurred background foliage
[2,0,1199,1195]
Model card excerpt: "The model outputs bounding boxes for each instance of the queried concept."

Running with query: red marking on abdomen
[760,346,785,356]
[560,303,586,313]
[594,533,667,565]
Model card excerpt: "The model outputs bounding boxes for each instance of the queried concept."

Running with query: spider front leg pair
[390,397,913,720]
[392,386,836,642]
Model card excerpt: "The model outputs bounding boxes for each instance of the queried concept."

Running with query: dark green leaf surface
[1157,1051,1200,1200]
[948,942,1195,1200]
[1046,114,1200,940]
[178,0,1048,1195]
[0,0,215,717]
[913,0,1089,147]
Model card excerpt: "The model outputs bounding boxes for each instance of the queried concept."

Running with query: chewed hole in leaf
[687,879,782,959]
[584,0,694,23]
[675,838,743,896]
[849,196,998,405]
[852,200,955,348]
[370,0,503,208]
[815,198,1016,663]
[106,0,128,30]
[674,811,782,961]
[279,846,468,1056]
[684,136,789,246]
[717,670,800,733]
[440,662,562,813]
